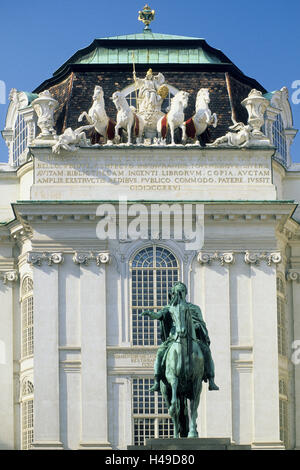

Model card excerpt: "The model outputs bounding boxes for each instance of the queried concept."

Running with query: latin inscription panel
[32,147,276,201]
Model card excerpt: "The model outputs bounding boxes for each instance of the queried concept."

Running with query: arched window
[21,380,34,450]
[130,246,180,346]
[277,275,286,357]
[21,277,33,358]
[272,114,287,164]
[279,378,288,448]
[12,113,28,166]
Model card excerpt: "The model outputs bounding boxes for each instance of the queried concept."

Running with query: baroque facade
[0,13,300,450]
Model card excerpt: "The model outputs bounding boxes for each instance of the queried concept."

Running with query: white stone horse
[78,85,116,143]
[111,92,145,145]
[182,88,217,144]
[157,91,189,145]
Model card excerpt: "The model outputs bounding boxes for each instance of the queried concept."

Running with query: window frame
[21,276,34,359]
[21,379,34,450]
[129,245,180,347]
[277,274,287,357]
[12,112,28,167]
[279,378,289,448]
[272,114,287,164]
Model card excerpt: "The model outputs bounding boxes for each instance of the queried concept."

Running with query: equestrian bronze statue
[140,281,218,438]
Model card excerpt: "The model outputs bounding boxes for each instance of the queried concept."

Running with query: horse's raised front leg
[78,112,93,124]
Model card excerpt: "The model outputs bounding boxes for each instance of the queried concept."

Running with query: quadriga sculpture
[182,88,218,145]
[78,85,117,144]
[157,91,189,145]
[141,282,219,439]
[111,91,145,145]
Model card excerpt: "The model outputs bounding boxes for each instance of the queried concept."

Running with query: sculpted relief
[28,69,271,153]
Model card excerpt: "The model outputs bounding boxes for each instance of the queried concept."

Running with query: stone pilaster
[30,253,63,449]
[250,263,283,449]
[198,259,233,438]
[0,264,18,449]
[287,267,300,448]
[78,252,111,449]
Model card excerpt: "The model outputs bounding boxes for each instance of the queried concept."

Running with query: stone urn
[32,90,59,139]
[241,89,270,136]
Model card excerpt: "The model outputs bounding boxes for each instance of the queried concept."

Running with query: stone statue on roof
[134,68,169,136]
[136,68,166,112]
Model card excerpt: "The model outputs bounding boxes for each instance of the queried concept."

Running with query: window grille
[279,378,288,448]
[272,114,287,164]
[12,113,28,166]
[130,246,179,346]
[21,381,34,450]
[21,277,34,358]
[132,378,173,445]
[277,275,286,357]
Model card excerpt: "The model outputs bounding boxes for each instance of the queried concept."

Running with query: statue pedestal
[128,438,251,451]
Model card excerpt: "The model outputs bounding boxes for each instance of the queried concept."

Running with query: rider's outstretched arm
[140,306,169,321]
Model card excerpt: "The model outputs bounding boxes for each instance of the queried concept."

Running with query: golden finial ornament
[138,4,155,31]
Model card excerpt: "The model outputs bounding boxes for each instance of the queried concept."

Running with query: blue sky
[0,0,299,162]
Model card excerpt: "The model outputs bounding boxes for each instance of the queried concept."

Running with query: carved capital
[73,252,110,266]
[95,252,111,265]
[73,252,90,265]
[286,269,300,282]
[197,251,235,266]
[244,251,281,266]
[0,270,18,284]
[27,252,64,266]
[197,252,211,264]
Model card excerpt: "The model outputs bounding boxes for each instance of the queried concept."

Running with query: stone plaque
[32,147,276,201]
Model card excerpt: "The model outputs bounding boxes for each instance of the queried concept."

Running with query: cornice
[12,200,296,222]
[8,219,32,247]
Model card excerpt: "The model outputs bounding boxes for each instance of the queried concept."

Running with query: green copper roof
[100,32,204,40]
[52,32,237,77]
[75,44,223,65]
[73,32,223,65]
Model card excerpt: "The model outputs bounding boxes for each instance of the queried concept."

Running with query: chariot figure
[141,281,219,393]
[136,68,166,112]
